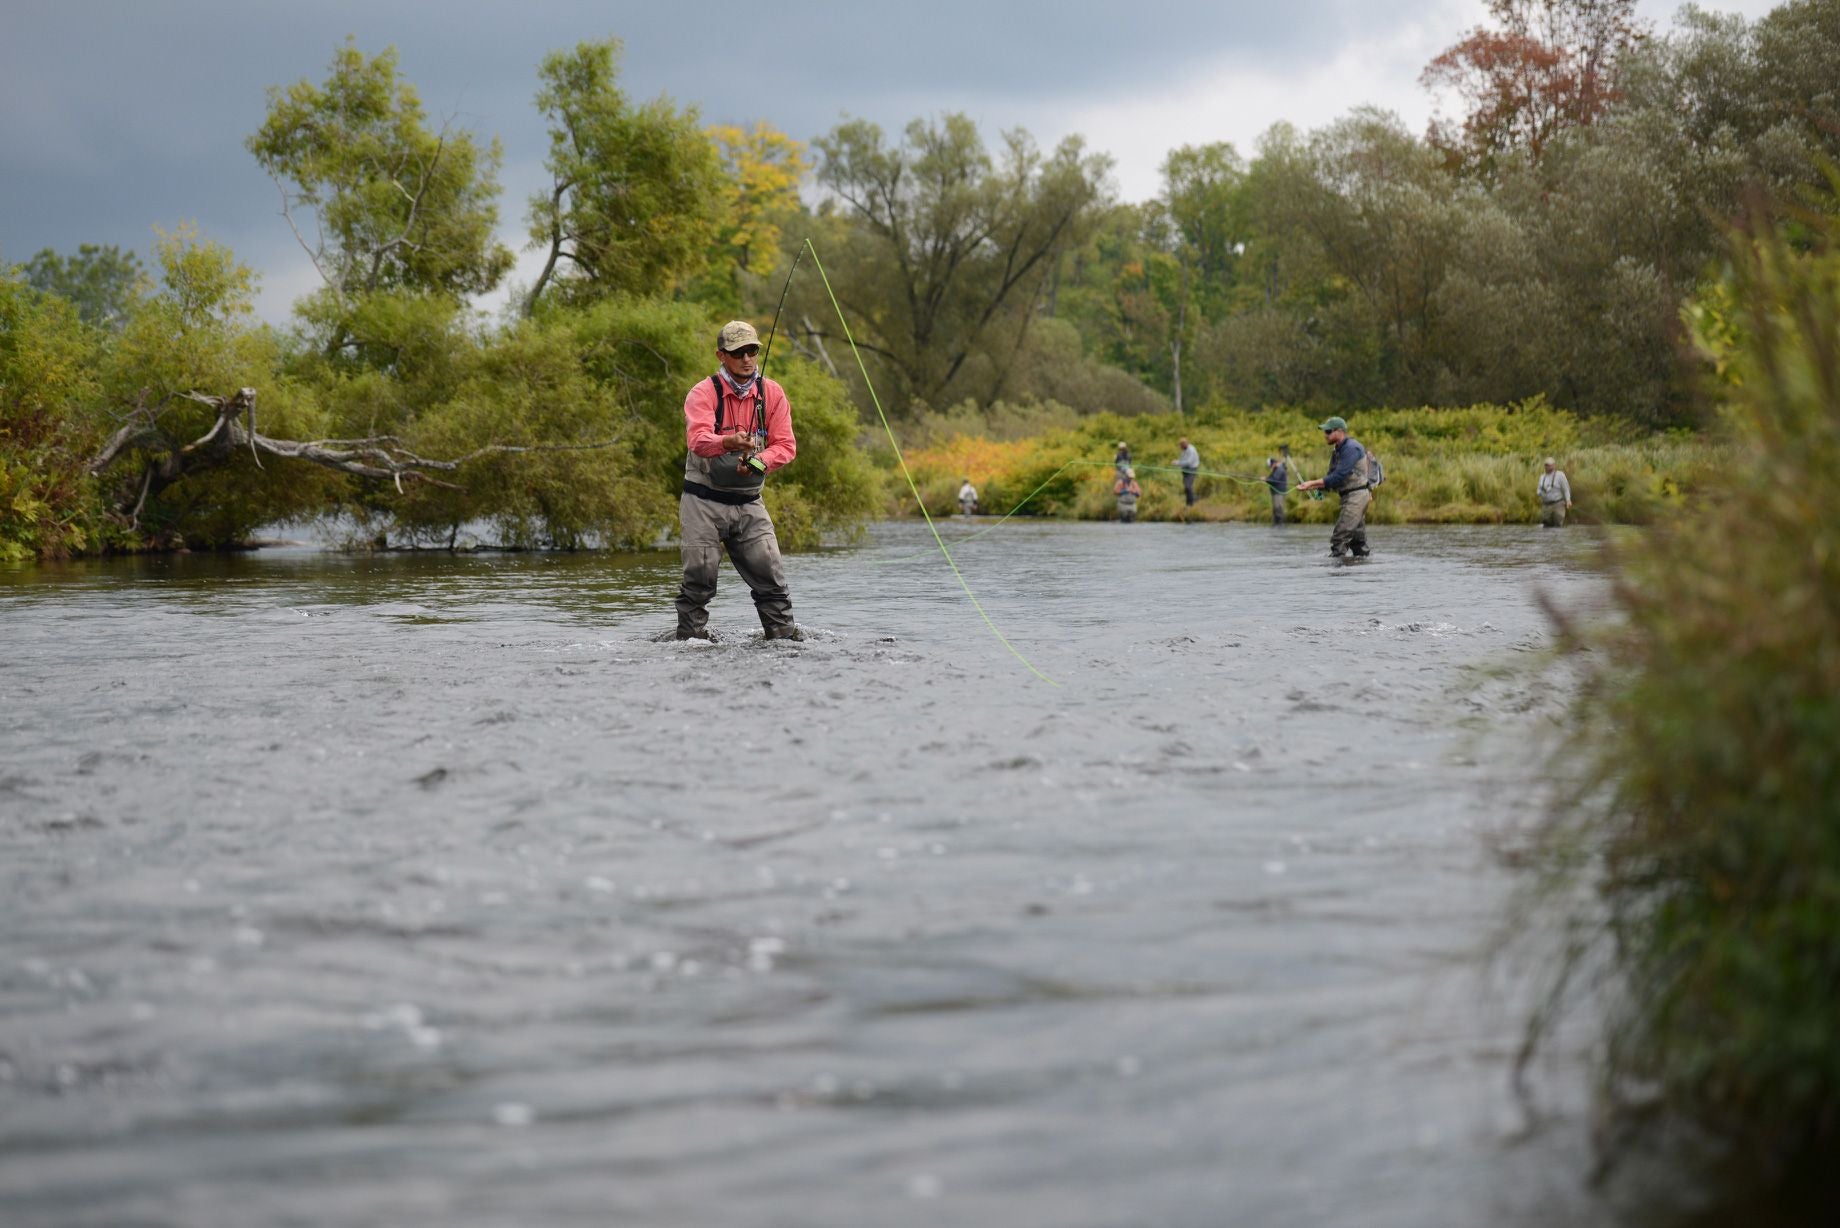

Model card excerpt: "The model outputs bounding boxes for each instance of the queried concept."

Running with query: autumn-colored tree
[1422,0,1648,176]
[709,121,809,278]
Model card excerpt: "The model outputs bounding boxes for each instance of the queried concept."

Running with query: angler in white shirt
[1537,456,1573,528]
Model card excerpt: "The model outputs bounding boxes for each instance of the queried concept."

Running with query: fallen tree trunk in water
[88,387,623,530]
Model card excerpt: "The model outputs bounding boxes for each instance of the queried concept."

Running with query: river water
[2,521,1645,1227]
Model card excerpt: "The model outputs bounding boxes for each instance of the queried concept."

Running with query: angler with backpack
[1295,416,1376,559]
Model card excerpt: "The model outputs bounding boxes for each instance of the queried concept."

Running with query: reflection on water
[0,523,1655,1226]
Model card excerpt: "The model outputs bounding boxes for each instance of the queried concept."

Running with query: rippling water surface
[2,521,1624,1227]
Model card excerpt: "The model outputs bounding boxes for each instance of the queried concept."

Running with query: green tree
[1154,142,1249,411]
[21,243,145,330]
[1049,203,1168,390]
[247,40,512,354]
[378,304,682,549]
[808,114,1111,410]
[370,295,878,551]
[524,38,726,311]
[1250,110,1467,405]
[1484,0,1840,420]
[89,227,335,548]
[0,267,109,560]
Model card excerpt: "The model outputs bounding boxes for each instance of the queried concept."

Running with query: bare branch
[800,313,840,377]
[367,133,446,293]
[270,177,332,287]
[88,412,161,475]
[89,388,630,516]
[524,177,572,314]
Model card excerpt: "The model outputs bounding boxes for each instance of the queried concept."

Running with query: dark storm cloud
[2,0,1420,275]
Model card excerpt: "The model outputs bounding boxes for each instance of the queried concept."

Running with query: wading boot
[763,624,804,642]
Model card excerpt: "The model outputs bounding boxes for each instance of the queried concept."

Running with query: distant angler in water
[1113,467,1142,523]
[1537,456,1572,528]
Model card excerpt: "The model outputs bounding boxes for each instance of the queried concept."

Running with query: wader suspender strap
[709,374,766,437]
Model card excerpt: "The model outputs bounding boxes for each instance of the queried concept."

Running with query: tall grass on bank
[1522,193,1840,1191]
[886,400,1727,526]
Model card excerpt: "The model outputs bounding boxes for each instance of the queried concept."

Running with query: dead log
[88,387,625,529]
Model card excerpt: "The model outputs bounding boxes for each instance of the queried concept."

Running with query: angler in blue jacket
[1296,416,1372,558]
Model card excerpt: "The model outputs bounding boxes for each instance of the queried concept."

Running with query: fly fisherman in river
[1537,456,1572,527]
[1114,467,1143,523]
[1265,453,1289,525]
[675,320,802,641]
[1295,416,1372,559]
[1171,437,1200,508]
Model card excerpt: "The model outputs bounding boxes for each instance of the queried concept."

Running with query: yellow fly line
[803,239,1060,688]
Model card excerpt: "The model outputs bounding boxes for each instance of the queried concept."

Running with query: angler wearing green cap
[674,320,802,640]
[1296,416,1372,559]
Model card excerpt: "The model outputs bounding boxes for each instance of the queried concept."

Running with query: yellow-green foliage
[0,274,110,561]
[762,356,883,550]
[378,307,671,549]
[338,294,882,551]
[894,398,1726,525]
[101,229,339,547]
[5,236,884,559]
[1529,196,1840,1183]
[901,397,1085,448]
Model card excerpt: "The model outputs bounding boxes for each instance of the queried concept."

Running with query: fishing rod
[758,241,806,380]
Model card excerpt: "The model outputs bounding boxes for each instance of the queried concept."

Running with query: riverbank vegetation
[893,400,1726,525]
[4,2,1838,561]
[1518,186,1840,1201]
[1,41,878,564]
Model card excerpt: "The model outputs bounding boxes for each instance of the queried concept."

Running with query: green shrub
[1524,190,1840,1190]
[0,274,111,561]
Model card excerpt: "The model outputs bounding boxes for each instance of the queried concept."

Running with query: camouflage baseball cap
[717,320,760,351]
[1318,416,1348,432]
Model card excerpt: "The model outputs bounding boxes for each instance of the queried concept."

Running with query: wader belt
[683,478,761,506]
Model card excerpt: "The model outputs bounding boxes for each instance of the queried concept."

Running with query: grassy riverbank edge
[879,399,1726,527]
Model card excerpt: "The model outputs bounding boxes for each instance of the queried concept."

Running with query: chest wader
[1539,473,1568,527]
[676,376,798,640]
[1329,447,1372,557]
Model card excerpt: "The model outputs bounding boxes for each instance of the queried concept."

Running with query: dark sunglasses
[725,345,760,358]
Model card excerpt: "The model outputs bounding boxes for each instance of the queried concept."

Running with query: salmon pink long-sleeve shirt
[684,375,796,471]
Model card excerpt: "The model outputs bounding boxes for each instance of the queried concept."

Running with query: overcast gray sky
[2,0,1780,322]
